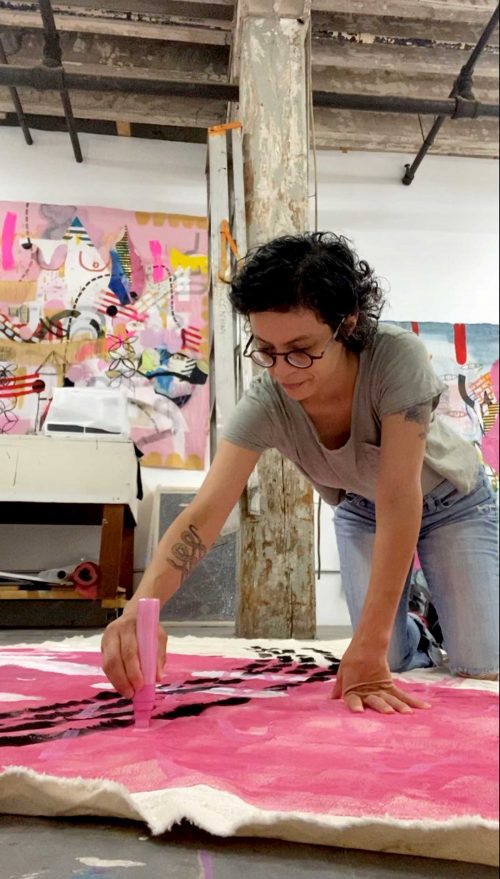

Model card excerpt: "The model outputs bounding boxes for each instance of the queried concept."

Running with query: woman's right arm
[101,439,261,697]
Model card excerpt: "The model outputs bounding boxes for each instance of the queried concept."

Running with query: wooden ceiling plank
[2,29,229,77]
[0,87,227,127]
[1,0,234,16]
[312,67,498,102]
[0,10,231,45]
[312,37,499,76]
[312,13,499,47]
[50,0,235,8]
[311,1,498,26]
[313,108,499,157]
[312,29,499,58]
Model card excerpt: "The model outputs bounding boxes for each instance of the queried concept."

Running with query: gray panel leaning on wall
[146,489,236,622]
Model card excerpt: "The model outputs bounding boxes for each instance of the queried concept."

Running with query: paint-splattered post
[232,1,316,638]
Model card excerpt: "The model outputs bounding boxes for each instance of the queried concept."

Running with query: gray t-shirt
[223,323,480,505]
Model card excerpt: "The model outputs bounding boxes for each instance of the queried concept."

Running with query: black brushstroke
[1,646,341,748]
[155,696,251,721]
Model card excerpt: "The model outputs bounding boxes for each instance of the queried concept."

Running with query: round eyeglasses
[243,320,344,370]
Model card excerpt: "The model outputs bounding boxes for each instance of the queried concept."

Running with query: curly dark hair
[229,232,386,352]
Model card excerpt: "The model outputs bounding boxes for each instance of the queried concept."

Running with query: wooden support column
[233,0,316,639]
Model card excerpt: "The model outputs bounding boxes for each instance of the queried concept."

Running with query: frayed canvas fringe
[0,766,498,867]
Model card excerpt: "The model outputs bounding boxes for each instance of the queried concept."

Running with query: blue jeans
[334,469,499,676]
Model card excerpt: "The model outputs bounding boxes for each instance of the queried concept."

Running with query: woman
[102,232,499,714]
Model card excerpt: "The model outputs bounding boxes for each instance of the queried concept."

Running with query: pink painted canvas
[0,202,209,469]
[0,640,498,864]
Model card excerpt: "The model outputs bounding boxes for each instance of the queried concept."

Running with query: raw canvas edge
[1,635,498,866]
[0,766,497,867]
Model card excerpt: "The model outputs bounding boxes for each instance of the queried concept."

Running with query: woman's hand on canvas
[101,614,167,699]
[331,643,431,715]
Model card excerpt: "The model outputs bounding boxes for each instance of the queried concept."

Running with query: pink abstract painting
[394,322,499,490]
[0,641,498,843]
[0,202,209,469]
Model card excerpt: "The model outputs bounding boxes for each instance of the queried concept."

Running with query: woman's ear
[343,313,359,336]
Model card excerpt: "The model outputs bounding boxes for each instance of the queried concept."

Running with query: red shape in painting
[454,324,468,366]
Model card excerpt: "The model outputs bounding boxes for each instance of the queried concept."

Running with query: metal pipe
[0,64,240,102]
[37,0,82,163]
[403,4,499,186]
[460,4,500,78]
[313,91,498,118]
[0,64,498,119]
[0,40,33,145]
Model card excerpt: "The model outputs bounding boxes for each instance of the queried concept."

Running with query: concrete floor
[0,625,497,879]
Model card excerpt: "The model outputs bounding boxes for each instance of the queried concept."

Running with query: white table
[0,435,140,607]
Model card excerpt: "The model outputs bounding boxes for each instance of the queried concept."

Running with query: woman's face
[248,308,346,403]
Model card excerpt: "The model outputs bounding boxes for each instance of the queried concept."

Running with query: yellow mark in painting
[140,349,158,372]
[0,280,37,303]
[168,215,207,230]
[135,211,167,227]
[144,451,204,470]
[170,248,208,275]
[74,339,108,363]
[135,212,207,229]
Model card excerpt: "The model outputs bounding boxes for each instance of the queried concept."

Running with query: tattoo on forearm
[404,403,432,440]
[167,524,206,583]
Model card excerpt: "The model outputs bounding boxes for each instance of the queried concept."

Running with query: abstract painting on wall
[392,322,499,490]
[0,201,209,469]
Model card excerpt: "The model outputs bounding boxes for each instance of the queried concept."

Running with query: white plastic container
[42,387,130,439]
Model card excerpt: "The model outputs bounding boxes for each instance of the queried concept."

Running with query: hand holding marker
[133,598,161,729]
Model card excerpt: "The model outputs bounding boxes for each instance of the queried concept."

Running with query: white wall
[0,128,498,625]
[315,150,499,323]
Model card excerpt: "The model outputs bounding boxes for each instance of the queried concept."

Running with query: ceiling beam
[1,63,497,119]
[311,1,498,26]
[312,14,499,47]
[7,31,497,104]
[0,87,227,128]
[0,0,234,18]
[0,9,232,45]
[2,93,494,159]
[2,29,229,78]
[312,67,498,103]
[313,108,499,157]
[236,0,311,14]
[312,36,499,77]
[45,0,235,9]
[0,113,211,142]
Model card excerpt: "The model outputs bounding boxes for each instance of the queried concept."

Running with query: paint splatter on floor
[198,850,213,879]
[76,858,146,868]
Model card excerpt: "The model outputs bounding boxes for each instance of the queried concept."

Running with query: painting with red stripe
[391,321,499,491]
[0,202,209,469]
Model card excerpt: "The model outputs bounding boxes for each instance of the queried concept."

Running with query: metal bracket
[32,64,65,91]
[453,96,480,120]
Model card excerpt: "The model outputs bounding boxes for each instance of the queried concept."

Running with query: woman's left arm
[332,401,435,714]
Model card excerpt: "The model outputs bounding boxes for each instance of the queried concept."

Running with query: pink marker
[133,598,160,729]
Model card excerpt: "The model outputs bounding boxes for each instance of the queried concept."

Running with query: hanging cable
[306,19,319,235]
[305,14,322,580]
